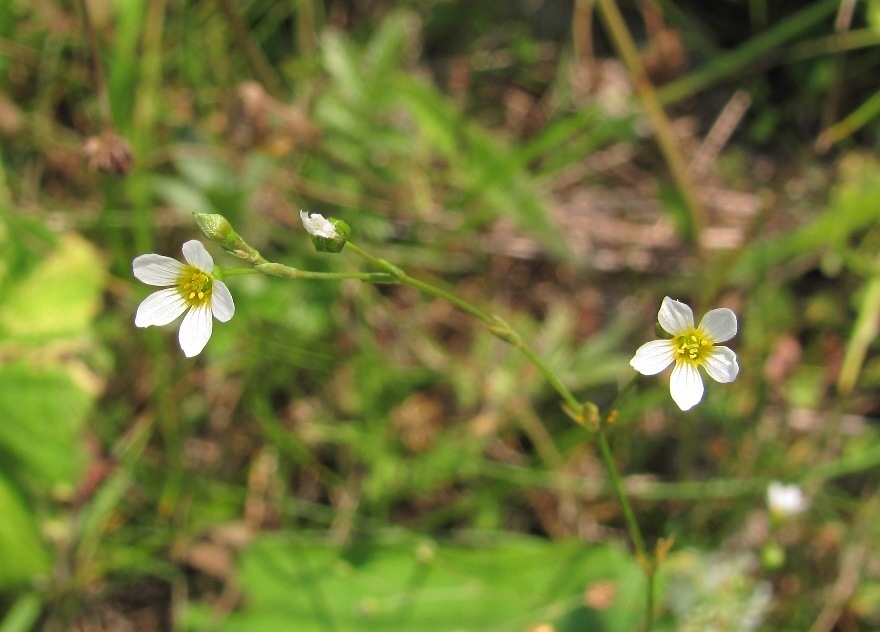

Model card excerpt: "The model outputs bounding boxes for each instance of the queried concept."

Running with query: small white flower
[133,240,235,357]
[766,481,808,518]
[300,210,339,239]
[630,297,739,411]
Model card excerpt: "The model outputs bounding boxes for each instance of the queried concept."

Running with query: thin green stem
[346,241,496,324]
[402,274,496,326]
[597,430,648,556]
[217,267,262,278]
[344,241,584,412]
[255,261,395,283]
[597,428,654,630]
[512,336,583,415]
[604,374,655,631]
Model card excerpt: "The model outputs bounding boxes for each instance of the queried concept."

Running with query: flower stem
[254,262,395,283]
[505,327,584,414]
[597,429,654,629]
[344,241,584,412]
[596,372,655,630]
[217,267,262,278]
[344,242,495,325]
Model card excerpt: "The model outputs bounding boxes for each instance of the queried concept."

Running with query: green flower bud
[194,213,235,244]
[300,211,350,254]
[193,213,266,264]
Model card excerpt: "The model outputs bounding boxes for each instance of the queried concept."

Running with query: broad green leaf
[199,533,644,632]
[0,233,103,341]
[0,476,50,589]
[0,363,91,490]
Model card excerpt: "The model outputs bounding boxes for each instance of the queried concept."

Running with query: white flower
[766,481,808,518]
[133,240,235,357]
[630,296,739,411]
[300,210,339,239]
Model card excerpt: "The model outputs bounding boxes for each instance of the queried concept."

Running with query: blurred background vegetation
[3,0,880,630]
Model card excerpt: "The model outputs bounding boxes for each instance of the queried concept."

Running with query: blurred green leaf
[867,0,880,33]
[733,153,880,282]
[0,234,103,342]
[0,476,50,589]
[0,592,43,632]
[0,362,91,490]
[322,30,367,105]
[363,11,413,81]
[192,533,644,632]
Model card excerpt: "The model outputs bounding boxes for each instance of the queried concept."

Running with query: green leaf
[0,234,103,342]
[322,30,366,104]
[202,533,645,632]
[733,153,880,282]
[0,592,43,632]
[0,362,91,490]
[0,476,50,589]
[363,11,411,82]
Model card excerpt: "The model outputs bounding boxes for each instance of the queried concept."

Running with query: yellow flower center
[674,329,713,366]
[178,267,213,307]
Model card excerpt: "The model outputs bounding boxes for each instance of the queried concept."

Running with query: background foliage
[3,0,880,630]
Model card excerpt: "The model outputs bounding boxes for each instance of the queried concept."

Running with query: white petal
[699,308,737,343]
[300,210,337,238]
[179,303,213,357]
[670,362,704,411]
[182,240,214,274]
[630,340,675,375]
[133,254,185,286]
[210,281,235,322]
[658,297,694,335]
[135,288,188,327]
[702,346,739,383]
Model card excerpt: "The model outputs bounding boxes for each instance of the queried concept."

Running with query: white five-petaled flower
[766,481,808,518]
[133,240,235,357]
[630,296,739,411]
[300,210,339,239]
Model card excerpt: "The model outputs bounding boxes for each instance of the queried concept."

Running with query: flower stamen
[674,330,712,365]
[180,269,212,305]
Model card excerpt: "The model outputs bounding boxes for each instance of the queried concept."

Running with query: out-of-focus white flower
[300,210,339,239]
[133,240,234,357]
[766,481,808,518]
[630,296,739,411]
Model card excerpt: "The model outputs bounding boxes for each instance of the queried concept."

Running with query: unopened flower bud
[300,211,350,253]
[193,213,266,264]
